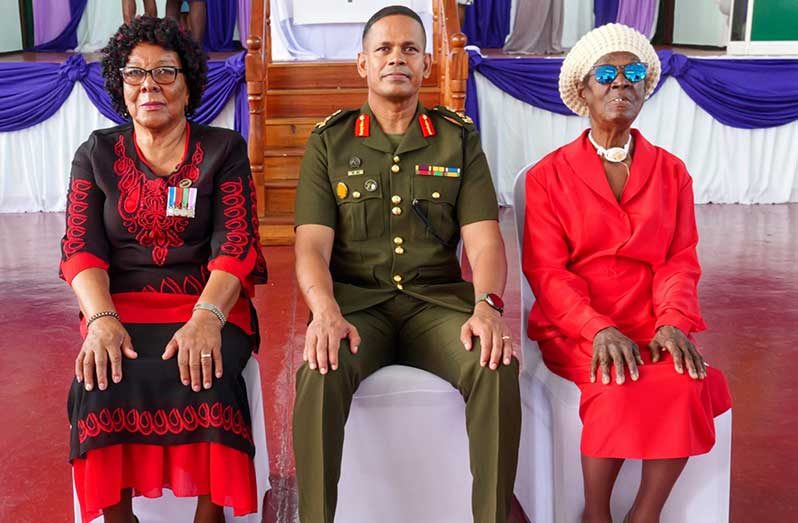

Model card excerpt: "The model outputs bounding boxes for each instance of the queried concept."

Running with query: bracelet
[86,310,120,328]
[193,302,226,327]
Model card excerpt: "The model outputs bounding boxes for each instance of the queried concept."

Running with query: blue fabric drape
[204,0,242,52]
[594,0,620,27]
[0,53,247,133]
[462,0,512,48]
[466,50,798,130]
[33,0,89,52]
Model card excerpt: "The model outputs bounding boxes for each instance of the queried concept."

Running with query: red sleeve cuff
[208,245,257,289]
[580,316,616,341]
[655,310,695,336]
[60,252,109,285]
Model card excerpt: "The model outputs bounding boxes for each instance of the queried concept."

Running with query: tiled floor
[0,204,795,522]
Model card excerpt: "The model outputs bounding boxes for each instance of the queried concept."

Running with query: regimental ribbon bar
[415,165,461,177]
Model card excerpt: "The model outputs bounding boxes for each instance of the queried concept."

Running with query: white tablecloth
[271,0,433,61]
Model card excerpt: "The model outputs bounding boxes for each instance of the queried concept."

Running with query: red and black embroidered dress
[60,123,267,522]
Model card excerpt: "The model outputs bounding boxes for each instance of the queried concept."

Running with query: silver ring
[200,353,212,359]
[501,336,511,341]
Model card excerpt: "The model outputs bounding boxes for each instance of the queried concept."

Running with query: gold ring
[501,336,511,341]
[200,353,212,359]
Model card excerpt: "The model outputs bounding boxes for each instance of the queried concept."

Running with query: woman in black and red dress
[60,16,267,523]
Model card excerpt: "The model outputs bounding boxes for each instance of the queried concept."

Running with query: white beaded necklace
[588,132,632,163]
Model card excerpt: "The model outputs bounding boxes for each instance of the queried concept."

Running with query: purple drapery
[0,53,247,135]
[33,0,72,46]
[465,50,798,130]
[237,0,251,45]
[205,0,242,52]
[594,0,620,27]
[462,0,512,48]
[33,0,88,52]
[616,0,658,36]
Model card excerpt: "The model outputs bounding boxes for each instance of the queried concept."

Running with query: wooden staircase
[245,1,468,245]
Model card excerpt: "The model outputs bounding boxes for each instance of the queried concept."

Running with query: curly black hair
[101,16,207,118]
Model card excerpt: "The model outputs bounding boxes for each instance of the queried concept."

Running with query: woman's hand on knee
[162,315,223,392]
[650,326,706,380]
[76,316,137,391]
[591,327,643,385]
[303,312,361,375]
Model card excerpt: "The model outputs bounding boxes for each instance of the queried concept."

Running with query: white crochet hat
[559,23,661,116]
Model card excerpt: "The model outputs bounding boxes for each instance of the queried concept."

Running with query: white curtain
[561,0,594,49]
[0,84,235,213]
[270,0,433,61]
[76,0,167,52]
[474,73,798,204]
[75,0,241,52]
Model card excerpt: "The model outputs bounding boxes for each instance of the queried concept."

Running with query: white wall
[674,0,729,46]
[0,0,23,53]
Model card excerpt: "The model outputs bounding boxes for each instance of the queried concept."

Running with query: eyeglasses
[590,62,648,85]
[119,66,184,85]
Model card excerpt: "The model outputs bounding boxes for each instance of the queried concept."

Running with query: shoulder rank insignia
[418,114,436,137]
[315,109,341,128]
[354,113,370,137]
[432,105,475,127]
[313,108,357,134]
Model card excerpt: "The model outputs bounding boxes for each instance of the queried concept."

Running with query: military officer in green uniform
[292,6,521,522]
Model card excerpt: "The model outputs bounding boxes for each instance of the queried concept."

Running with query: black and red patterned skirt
[68,322,258,522]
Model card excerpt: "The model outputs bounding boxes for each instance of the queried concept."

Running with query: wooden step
[268,61,439,90]
[259,223,295,245]
[265,87,441,119]
[262,179,298,217]
[264,149,303,181]
[265,118,317,149]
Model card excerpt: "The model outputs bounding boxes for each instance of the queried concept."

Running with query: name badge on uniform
[166,185,198,217]
[415,165,461,178]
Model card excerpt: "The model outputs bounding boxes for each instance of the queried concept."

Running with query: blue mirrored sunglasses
[591,62,648,85]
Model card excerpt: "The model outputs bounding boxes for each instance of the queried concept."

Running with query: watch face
[487,293,504,310]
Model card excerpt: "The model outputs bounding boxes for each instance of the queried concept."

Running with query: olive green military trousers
[293,293,521,523]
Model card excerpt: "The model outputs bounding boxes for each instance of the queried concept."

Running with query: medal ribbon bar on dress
[166,186,197,217]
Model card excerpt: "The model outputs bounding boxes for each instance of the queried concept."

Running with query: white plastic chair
[511,165,732,523]
[73,355,271,523]
[336,365,473,523]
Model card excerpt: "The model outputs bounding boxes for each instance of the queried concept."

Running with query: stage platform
[0,205,795,522]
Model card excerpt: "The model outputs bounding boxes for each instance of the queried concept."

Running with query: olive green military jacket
[294,102,499,316]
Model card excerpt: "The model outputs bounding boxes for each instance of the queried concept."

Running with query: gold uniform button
[391,206,402,216]
[393,155,400,163]
[393,236,404,245]
[394,246,405,255]
[432,191,441,199]
[396,283,404,290]
[391,164,400,173]
[391,195,402,204]
[352,191,361,199]
[393,274,403,282]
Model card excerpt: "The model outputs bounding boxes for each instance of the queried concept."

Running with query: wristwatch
[476,292,504,315]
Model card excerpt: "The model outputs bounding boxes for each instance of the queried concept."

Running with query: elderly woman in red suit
[522,24,732,523]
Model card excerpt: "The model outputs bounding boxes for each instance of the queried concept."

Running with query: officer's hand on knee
[460,306,514,371]
[304,313,361,374]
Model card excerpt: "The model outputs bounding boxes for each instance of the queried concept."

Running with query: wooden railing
[436,0,469,111]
